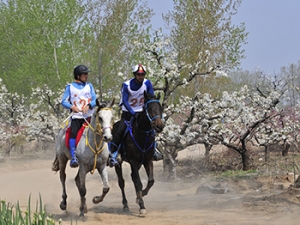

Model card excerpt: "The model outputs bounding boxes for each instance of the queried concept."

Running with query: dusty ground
[1,148,300,225]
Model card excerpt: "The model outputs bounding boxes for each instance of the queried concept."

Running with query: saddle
[65,120,90,150]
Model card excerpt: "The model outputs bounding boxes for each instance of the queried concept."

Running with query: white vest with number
[121,79,148,112]
[69,83,94,119]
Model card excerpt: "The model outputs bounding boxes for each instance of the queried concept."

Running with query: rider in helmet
[108,63,163,167]
[61,65,97,168]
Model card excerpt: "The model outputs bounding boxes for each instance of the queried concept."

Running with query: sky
[148,0,300,74]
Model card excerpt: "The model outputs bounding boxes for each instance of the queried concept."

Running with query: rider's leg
[69,138,79,167]
[153,147,164,161]
[69,118,84,168]
[153,142,164,161]
[108,119,127,167]
[108,112,132,167]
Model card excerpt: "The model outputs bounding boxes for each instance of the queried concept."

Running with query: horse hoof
[139,209,147,215]
[60,203,66,210]
[92,196,103,204]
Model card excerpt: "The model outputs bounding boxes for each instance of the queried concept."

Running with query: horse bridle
[96,107,114,133]
[144,99,162,122]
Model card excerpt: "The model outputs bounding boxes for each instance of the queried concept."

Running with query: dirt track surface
[1,152,300,225]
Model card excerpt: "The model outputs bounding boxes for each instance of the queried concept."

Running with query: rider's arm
[61,84,72,109]
[145,80,155,96]
[88,83,97,108]
[121,83,135,115]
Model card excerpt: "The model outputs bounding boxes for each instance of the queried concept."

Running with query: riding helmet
[73,65,91,79]
[132,64,146,74]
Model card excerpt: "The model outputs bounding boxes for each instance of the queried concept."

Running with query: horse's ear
[157,92,161,100]
[108,97,115,108]
[96,98,100,107]
[96,98,106,109]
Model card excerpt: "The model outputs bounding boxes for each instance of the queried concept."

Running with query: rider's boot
[153,147,164,161]
[108,120,127,167]
[108,143,119,167]
[69,138,79,168]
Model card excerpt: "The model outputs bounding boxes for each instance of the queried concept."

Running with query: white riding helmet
[132,64,147,74]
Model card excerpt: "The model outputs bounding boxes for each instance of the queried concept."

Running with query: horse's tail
[52,154,60,172]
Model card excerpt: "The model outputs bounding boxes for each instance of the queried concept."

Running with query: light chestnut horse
[52,98,114,217]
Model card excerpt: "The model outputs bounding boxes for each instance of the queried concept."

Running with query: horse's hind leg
[115,164,129,211]
[75,168,88,217]
[59,158,68,210]
[93,165,110,204]
[142,161,154,197]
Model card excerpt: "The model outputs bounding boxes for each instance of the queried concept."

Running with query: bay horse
[113,91,164,214]
[52,98,114,217]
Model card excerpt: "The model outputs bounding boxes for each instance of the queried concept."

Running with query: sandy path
[0,156,299,225]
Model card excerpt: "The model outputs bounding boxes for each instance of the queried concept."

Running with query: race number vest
[69,83,94,119]
[121,79,148,112]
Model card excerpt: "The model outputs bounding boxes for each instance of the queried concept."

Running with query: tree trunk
[204,142,212,165]
[163,151,177,181]
[264,145,270,162]
[282,140,290,156]
[294,175,300,188]
[241,150,251,170]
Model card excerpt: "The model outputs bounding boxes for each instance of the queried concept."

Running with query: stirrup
[108,156,119,168]
[70,157,79,168]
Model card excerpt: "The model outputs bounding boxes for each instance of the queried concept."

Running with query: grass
[217,169,258,178]
[0,194,61,225]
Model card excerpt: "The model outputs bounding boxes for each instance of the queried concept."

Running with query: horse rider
[108,63,163,167]
[61,65,97,168]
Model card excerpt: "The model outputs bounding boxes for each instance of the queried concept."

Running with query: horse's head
[143,91,164,133]
[95,98,115,142]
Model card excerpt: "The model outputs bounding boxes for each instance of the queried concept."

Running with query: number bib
[121,79,148,112]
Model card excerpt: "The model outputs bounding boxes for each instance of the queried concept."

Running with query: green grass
[217,169,258,178]
[0,194,61,225]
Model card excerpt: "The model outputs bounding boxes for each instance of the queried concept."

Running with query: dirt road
[0,154,300,225]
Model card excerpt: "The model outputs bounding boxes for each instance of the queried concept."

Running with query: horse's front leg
[93,165,110,204]
[59,159,68,211]
[75,167,88,217]
[142,160,154,197]
[130,164,146,214]
[115,163,129,211]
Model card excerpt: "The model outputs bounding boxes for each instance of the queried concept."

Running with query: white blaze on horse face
[99,109,113,141]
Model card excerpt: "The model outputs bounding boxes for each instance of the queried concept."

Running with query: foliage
[162,0,247,98]
[0,0,86,95]
[0,195,60,225]
[158,74,291,171]
[80,0,154,99]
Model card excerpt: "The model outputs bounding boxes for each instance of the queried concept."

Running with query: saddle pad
[65,122,89,150]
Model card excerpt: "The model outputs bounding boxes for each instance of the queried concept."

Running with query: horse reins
[84,107,113,174]
[128,99,161,159]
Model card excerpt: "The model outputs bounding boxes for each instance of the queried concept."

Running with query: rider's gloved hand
[133,113,139,119]
[130,113,138,124]
[70,105,80,113]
